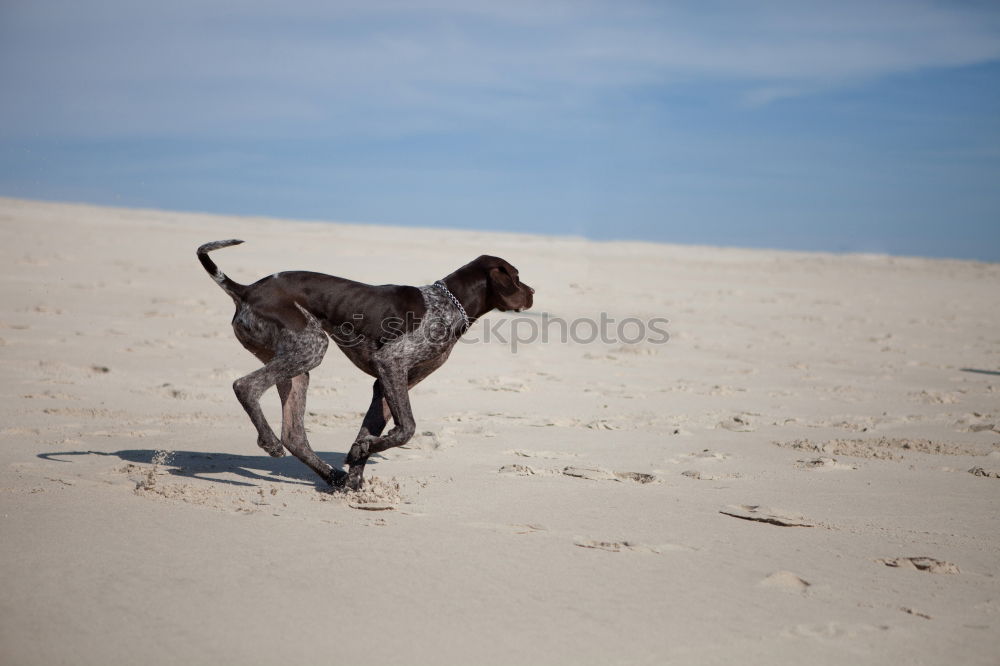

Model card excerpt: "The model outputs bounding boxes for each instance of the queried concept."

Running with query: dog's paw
[344,466,365,491]
[329,468,350,488]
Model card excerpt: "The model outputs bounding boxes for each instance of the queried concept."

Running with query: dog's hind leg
[233,310,332,481]
[233,361,288,458]
[277,373,346,485]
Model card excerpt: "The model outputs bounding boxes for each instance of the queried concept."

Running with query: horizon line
[3,194,996,266]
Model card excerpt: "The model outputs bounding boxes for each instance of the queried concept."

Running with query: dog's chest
[374,285,463,367]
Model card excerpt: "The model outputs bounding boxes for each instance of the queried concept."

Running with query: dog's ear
[489,267,526,310]
[489,267,517,293]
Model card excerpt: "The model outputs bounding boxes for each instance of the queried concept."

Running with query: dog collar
[433,280,470,330]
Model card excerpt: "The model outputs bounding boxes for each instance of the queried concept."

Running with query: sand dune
[1,197,998,664]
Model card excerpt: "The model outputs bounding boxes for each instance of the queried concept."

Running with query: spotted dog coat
[197,239,534,489]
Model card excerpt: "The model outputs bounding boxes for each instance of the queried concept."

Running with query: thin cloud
[1,0,998,138]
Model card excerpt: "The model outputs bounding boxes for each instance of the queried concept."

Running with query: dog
[198,239,534,489]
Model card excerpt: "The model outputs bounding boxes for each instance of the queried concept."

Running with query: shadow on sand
[960,368,1000,377]
[37,448,355,489]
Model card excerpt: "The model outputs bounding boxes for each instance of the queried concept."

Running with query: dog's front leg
[355,379,392,441]
[338,380,391,488]
[344,364,415,490]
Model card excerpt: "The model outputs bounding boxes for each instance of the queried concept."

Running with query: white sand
[1,197,998,665]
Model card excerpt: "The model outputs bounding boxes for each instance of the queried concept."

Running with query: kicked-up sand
[1,197,998,665]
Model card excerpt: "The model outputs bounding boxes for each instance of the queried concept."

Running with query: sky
[1,1,999,261]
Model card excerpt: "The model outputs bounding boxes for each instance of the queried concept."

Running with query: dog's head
[470,255,534,312]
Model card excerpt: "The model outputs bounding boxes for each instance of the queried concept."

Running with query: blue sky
[2,1,999,260]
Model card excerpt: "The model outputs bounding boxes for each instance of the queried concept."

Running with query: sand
[1,197,998,665]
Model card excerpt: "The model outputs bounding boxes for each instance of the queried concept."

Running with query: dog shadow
[37,448,359,488]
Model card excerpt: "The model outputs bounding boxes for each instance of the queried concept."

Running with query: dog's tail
[197,239,247,302]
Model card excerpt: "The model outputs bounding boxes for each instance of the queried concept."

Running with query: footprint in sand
[687,449,731,461]
[527,417,626,430]
[681,470,742,481]
[720,505,815,527]
[794,456,857,471]
[562,466,657,484]
[468,376,529,392]
[584,419,623,430]
[718,414,756,432]
[876,557,959,574]
[665,449,731,466]
[954,414,1000,433]
[706,384,747,396]
[573,537,690,554]
[392,430,456,459]
[496,464,656,484]
[498,463,549,476]
[23,390,81,401]
[468,522,547,535]
[507,448,579,460]
[775,437,990,461]
[528,417,577,428]
[909,389,962,405]
[154,383,216,402]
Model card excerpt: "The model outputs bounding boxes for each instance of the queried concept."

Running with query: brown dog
[198,240,534,489]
